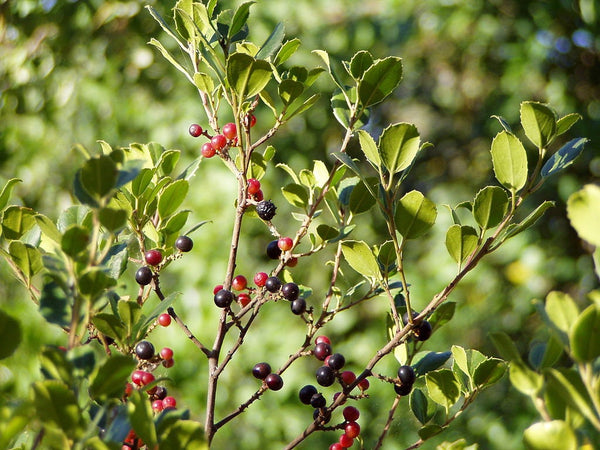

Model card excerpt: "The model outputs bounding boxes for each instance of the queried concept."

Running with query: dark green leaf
[545,368,597,430]
[503,201,554,241]
[61,225,89,258]
[349,50,374,80]
[570,304,600,362]
[158,179,189,219]
[157,150,180,178]
[57,205,92,233]
[256,22,284,60]
[2,205,36,240]
[490,331,523,362]
[227,53,272,100]
[117,159,145,188]
[90,354,137,402]
[279,79,304,105]
[473,186,509,230]
[99,207,127,232]
[285,93,320,119]
[79,268,116,299]
[118,300,142,338]
[161,210,191,236]
[229,1,254,39]
[102,242,129,280]
[39,346,73,384]
[349,179,376,214]
[317,224,339,241]
[33,380,82,438]
[0,310,21,360]
[414,351,452,376]
[73,169,100,207]
[410,389,436,425]
[331,88,369,129]
[159,420,208,450]
[542,138,589,178]
[0,178,22,211]
[490,131,528,192]
[379,123,420,175]
[40,279,70,327]
[81,155,118,199]
[491,115,512,133]
[128,390,158,447]
[473,358,506,387]
[358,56,403,107]
[92,314,126,344]
[429,302,456,330]
[520,101,557,148]
[418,424,444,440]
[395,190,437,239]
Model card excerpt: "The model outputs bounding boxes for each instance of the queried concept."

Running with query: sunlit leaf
[566,184,600,247]
[520,101,557,148]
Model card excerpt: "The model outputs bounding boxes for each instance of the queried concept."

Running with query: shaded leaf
[40,279,70,327]
[410,389,436,425]
[8,240,43,285]
[128,390,158,447]
[349,179,376,214]
[99,207,127,232]
[80,155,118,198]
[556,113,582,136]
[256,22,284,60]
[473,186,509,230]
[160,420,208,450]
[33,380,82,438]
[0,310,21,359]
[90,354,137,402]
[445,225,478,265]
[569,304,600,362]
[542,138,589,178]
[490,331,523,362]
[414,351,452,376]
[349,50,374,80]
[2,205,36,240]
[425,369,461,411]
[473,358,506,387]
[545,368,598,430]
[503,201,554,241]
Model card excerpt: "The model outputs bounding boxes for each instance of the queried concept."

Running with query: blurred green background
[1,0,599,448]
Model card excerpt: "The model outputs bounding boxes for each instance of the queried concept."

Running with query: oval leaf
[357,129,380,168]
[158,179,189,219]
[473,186,509,230]
[0,310,21,359]
[545,291,579,335]
[358,56,403,107]
[81,155,118,198]
[425,369,461,411]
[90,354,137,402]
[490,131,528,192]
[566,184,600,247]
[379,123,420,175]
[341,240,380,280]
[395,190,437,239]
[570,304,600,362]
[523,421,576,450]
[445,225,478,265]
[542,137,589,178]
[520,101,557,149]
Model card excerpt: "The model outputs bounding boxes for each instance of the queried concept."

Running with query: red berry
[254,272,268,287]
[141,372,155,386]
[333,391,346,405]
[232,275,247,291]
[238,293,251,307]
[343,406,360,422]
[286,256,298,267]
[345,421,361,438]
[252,189,264,202]
[315,335,331,346]
[329,444,343,450]
[152,399,164,412]
[158,313,171,327]
[160,347,173,360]
[358,378,370,391]
[124,382,133,397]
[211,134,227,151]
[244,114,257,128]
[339,433,353,448]
[222,122,237,140]
[163,396,177,408]
[213,284,224,295]
[162,358,175,368]
[201,142,216,158]
[265,373,284,391]
[247,178,261,195]
[278,237,293,251]
[144,249,163,266]
[340,371,356,385]
[131,370,145,385]
[189,124,203,137]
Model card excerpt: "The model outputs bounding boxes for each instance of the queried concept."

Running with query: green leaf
[429,302,456,330]
[281,183,308,208]
[545,291,579,335]
[538,333,564,369]
[395,190,437,239]
[279,79,304,105]
[90,354,137,402]
[570,304,600,362]
[274,38,300,66]
[229,1,254,40]
[410,389,436,425]
[0,178,21,211]
[285,92,321,119]
[102,242,129,280]
[341,240,380,280]
[349,50,374,80]
[161,210,191,236]
[503,201,555,241]
[414,351,452,376]
[379,123,420,175]
[8,241,43,285]
[256,22,284,60]
[35,213,62,243]
[490,131,528,192]
[316,225,338,241]
[81,155,118,199]
[157,150,180,178]
[473,186,509,230]
[523,420,576,450]
[99,207,127,232]
[33,380,82,438]
[2,205,36,240]
[134,292,180,339]
[445,225,478,266]
[490,331,523,362]
[118,300,142,338]
[545,368,597,427]
[193,71,215,94]
[61,225,89,259]
[357,130,380,168]
[358,56,403,107]
[542,138,589,178]
[556,113,582,136]
[128,390,158,447]
[418,424,444,440]
[473,358,506,387]
[92,313,126,344]
[509,361,543,396]
[79,268,117,299]
[349,179,375,214]
[566,184,600,247]
[425,369,461,411]
[158,179,189,219]
[520,101,557,148]
[491,115,512,133]
[227,53,272,100]
[0,310,21,359]
[160,420,208,450]
[40,280,70,327]
[331,88,369,129]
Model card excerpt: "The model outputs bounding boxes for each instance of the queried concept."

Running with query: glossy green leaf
[90,354,136,402]
[73,169,99,207]
[102,242,129,280]
[503,201,554,241]
[566,184,600,247]
[538,333,564,369]
[286,93,321,119]
[379,123,420,175]
[358,56,403,107]
[256,22,284,60]
[413,351,452,376]
[570,304,600,362]
[473,186,509,230]
[158,179,189,219]
[157,150,180,177]
[509,361,542,396]
[229,1,254,39]
[410,389,436,425]
[161,210,191,235]
[357,129,380,168]
[542,138,589,178]
[40,280,70,328]
[341,240,380,280]
[520,101,557,148]
[274,38,300,66]
[281,183,308,208]
[279,79,304,105]
[349,179,375,214]
[2,205,36,240]
[99,207,127,232]
[425,369,461,411]
[80,155,118,198]
[490,331,523,362]
[227,53,272,100]
[395,190,437,239]
[545,368,597,426]
[128,390,158,447]
[0,178,21,211]
[490,131,527,192]
[0,310,21,360]
[429,302,456,330]
[61,225,89,258]
[545,291,579,335]
[445,224,478,265]
[33,380,82,438]
[349,50,374,80]
[8,240,43,285]
[523,420,576,450]
[473,358,506,387]
[556,113,582,136]
[299,169,316,188]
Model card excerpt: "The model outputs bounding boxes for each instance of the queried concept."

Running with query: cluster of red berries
[252,361,284,390]
[135,236,194,286]
[189,114,256,158]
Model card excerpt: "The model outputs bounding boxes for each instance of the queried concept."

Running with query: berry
[343,406,360,422]
[316,366,336,387]
[154,386,167,400]
[131,370,145,385]
[211,134,227,151]
[314,342,332,361]
[201,142,216,158]
[402,310,421,326]
[141,371,155,386]
[158,313,171,327]
[266,240,282,259]
[397,365,416,385]
[135,341,155,360]
[163,396,177,408]
[213,284,224,295]
[152,399,164,412]
[254,272,268,287]
[329,444,343,450]
[238,293,251,307]
[415,320,432,341]
[310,392,326,408]
[299,384,318,405]
[244,114,257,128]
[265,373,283,390]
[252,189,264,202]
[175,235,193,252]
[247,178,261,195]
[345,421,361,439]
[256,200,277,221]
[189,124,203,137]
[160,347,173,360]
[333,391,346,405]
[214,289,234,308]
[340,371,356,386]
[394,383,413,396]
[124,382,133,397]
[327,353,345,371]
[265,276,281,293]
[339,434,354,448]
[286,256,298,267]
[144,249,162,266]
[162,358,174,368]
[278,237,293,252]
[252,362,271,380]
[358,378,370,391]
[291,298,306,315]
[315,335,331,346]
[222,122,237,140]
[281,282,299,301]
[135,266,153,286]
[232,275,247,291]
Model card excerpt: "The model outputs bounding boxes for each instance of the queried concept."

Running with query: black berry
[314,342,332,361]
[299,385,318,405]
[402,310,421,326]
[252,362,271,380]
[214,289,234,308]
[265,276,281,293]
[266,240,282,259]
[315,365,336,387]
[415,320,432,341]
[154,386,167,400]
[290,298,306,315]
[397,365,416,385]
[135,341,155,360]
[394,383,413,396]
[265,373,283,390]
[135,266,153,285]
[310,393,326,408]
[175,235,193,252]
[256,200,277,221]
[281,282,299,301]
[327,353,345,371]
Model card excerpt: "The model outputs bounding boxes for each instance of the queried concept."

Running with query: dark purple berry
[214,289,234,308]
[175,235,193,252]
[402,310,421,326]
[397,365,416,385]
[266,240,282,259]
[154,386,167,400]
[135,341,155,360]
[256,200,277,221]
[135,266,153,285]
[394,382,413,396]
[314,342,332,361]
[189,123,203,137]
[290,298,306,315]
[315,365,336,387]
[265,373,283,390]
[252,362,271,380]
[415,320,432,341]
[281,282,299,301]
[310,393,326,408]
[327,353,345,371]
[265,276,281,293]
[299,385,318,405]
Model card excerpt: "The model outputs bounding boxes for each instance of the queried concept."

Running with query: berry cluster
[252,362,284,390]
[256,273,306,315]
[189,114,256,159]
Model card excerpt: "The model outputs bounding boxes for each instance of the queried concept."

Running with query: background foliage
[1,0,598,448]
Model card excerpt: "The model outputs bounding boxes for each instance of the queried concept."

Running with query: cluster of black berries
[254,272,306,315]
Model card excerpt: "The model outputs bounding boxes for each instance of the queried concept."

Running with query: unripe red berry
[252,189,264,202]
[163,396,177,408]
[254,272,268,287]
[232,275,247,291]
[329,444,343,450]
[222,122,237,140]
[211,134,227,151]
[358,378,370,391]
[278,237,293,251]
[345,421,361,438]
[131,370,145,385]
[286,256,298,267]
[247,178,261,195]
[244,113,257,128]
[141,371,155,386]
[160,347,173,360]
[158,313,171,327]
[213,284,224,295]
[144,249,162,266]
[162,358,175,368]
[152,399,164,412]
[201,142,216,158]
[314,342,332,361]
[238,293,251,307]
[339,433,354,448]
[340,371,356,385]
[189,124,203,137]
[315,335,331,346]
[124,382,134,397]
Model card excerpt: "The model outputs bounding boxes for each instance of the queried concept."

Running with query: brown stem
[374,396,401,450]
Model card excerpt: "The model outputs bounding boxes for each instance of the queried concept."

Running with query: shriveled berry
[158,313,171,327]
[266,240,282,259]
[327,353,345,371]
[281,282,299,301]
[343,406,360,422]
[265,276,281,293]
[415,320,432,341]
[252,362,271,380]
[162,358,174,368]
[247,178,261,195]
[394,383,413,396]
[316,365,336,387]
[135,266,153,285]
[278,237,293,251]
[286,256,298,267]
[232,275,247,291]
[254,272,268,287]
[214,289,234,308]
[144,249,163,266]
[299,384,318,405]
[256,200,277,221]
[314,342,332,361]
[135,341,155,360]
[211,134,227,151]
[397,365,416,385]
[201,142,216,158]
[265,373,283,390]
[163,396,177,408]
[238,293,251,307]
[310,392,326,408]
[189,124,203,137]
[222,122,237,140]
[252,189,264,202]
[154,386,167,400]
[175,235,193,252]
[291,298,306,315]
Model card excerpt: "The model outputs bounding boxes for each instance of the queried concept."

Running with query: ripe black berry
[135,341,155,360]
[252,362,271,380]
[394,383,413,396]
[266,240,282,259]
[310,393,326,408]
[256,200,277,221]
[397,365,416,385]
[315,365,336,387]
[265,276,281,293]
[281,282,299,301]
[265,373,283,390]
[314,342,332,361]
[291,298,306,315]
[415,320,432,341]
[154,386,167,400]
[214,289,234,308]
[175,235,194,252]
[299,385,318,405]
[402,310,421,326]
[327,353,346,371]
[135,266,153,285]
